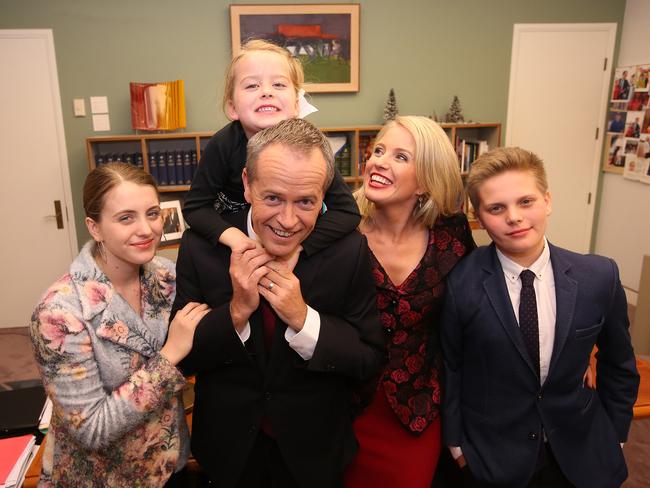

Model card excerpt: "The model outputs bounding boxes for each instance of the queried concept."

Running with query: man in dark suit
[172,118,384,488]
[441,147,639,487]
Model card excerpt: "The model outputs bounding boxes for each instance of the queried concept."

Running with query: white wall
[594,0,650,305]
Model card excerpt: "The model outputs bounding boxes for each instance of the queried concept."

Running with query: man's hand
[258,260,308,332]
[229,247,274,332]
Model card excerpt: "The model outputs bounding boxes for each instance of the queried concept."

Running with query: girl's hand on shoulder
[220,227,259,253]
[161,302,210,365]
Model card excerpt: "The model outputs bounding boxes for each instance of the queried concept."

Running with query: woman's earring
[416,194,425,210]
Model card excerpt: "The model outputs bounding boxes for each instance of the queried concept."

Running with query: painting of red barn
[230,4,360,93]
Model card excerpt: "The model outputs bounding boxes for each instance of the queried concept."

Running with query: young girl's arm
[182,122,255,252]
[301,169,361,256]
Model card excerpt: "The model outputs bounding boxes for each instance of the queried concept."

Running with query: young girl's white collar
[298,89,318,118]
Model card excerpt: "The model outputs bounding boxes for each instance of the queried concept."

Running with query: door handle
[44,200,64,229]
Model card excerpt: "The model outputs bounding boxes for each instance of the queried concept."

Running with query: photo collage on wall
[604,65,650,184]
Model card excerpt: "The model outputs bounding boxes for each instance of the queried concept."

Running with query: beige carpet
[0,327,40,389]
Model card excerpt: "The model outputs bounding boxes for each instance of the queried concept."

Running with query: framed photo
[160,200,185,241]
[230,4,360,93]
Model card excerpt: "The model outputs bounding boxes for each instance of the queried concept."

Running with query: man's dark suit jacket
[173,211,384,488]
[441,243,640,488]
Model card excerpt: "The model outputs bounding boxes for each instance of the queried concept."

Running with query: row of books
[94,152,144,168]
[455,138,489,173]
[148,150,198,187]
[94,150,199,187]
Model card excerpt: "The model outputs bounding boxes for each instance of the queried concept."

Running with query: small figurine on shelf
[429,110,439,122]
[445,95,465,123]
[383,88,398,123]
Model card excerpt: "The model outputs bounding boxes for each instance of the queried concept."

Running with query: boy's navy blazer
[173,210,384,488]
[441,242,639,488]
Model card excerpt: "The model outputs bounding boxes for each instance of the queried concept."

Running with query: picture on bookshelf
[230,4,359,93]
[160,200,185,241]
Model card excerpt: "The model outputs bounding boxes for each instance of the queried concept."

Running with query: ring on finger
[268,281,275,291]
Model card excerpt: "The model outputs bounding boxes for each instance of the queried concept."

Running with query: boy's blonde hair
[355,116,463,228]
[222,39,305,117]
[467,147,548,212]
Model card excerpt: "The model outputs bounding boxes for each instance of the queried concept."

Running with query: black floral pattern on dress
[371,214,475,434]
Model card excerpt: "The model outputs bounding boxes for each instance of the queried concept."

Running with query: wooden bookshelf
[86,132,214,192]
[85,122,501,189]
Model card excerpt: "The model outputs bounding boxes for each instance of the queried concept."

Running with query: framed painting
[230,4,360,93]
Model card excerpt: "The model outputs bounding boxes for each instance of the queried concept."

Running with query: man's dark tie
[259,299,277,437]
[519,269,540,379]
[260,299,277,350]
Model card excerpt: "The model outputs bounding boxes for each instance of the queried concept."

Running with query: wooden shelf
[85,121,501,203]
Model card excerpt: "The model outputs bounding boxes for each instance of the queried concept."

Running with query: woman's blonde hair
[355,116,463,228]
[222,39,304,117]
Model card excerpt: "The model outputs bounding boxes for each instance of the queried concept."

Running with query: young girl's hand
[161,302,211,365]
[220,227,259,253]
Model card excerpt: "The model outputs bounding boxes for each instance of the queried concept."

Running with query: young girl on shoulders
[183,39,360,255]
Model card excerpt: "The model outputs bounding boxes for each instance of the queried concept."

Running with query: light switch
[73,98,86,117]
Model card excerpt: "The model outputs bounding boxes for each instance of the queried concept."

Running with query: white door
[0,30,77,328]
[506,24,616,253]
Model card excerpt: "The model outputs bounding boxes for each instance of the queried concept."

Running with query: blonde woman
[345,116,475,488]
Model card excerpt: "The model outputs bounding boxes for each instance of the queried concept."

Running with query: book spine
[167,151,176,185]
[149,153,159,184]
[183,151,192,185]
[135,153,144,170]
[191,150,198,180]
[176,151,184,185]
[157,151,168,186]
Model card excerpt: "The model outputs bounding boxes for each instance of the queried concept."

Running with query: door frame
[506,23,616,252]
[0,29,78,255]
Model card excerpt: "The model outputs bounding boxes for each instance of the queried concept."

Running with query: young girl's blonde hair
[355,116,464,228]
[222,39,305,117]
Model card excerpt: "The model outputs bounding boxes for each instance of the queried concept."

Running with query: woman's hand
[160,302,210,365]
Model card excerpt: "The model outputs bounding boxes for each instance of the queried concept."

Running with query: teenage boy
[441,147,639,487]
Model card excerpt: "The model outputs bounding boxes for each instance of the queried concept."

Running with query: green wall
[0,0,625,248]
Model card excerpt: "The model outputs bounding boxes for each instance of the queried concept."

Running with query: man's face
[243,143,326,258]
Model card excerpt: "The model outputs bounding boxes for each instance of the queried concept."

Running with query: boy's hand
[219,227,260,253]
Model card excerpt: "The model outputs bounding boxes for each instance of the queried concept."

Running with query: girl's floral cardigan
[30,242,190,487]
